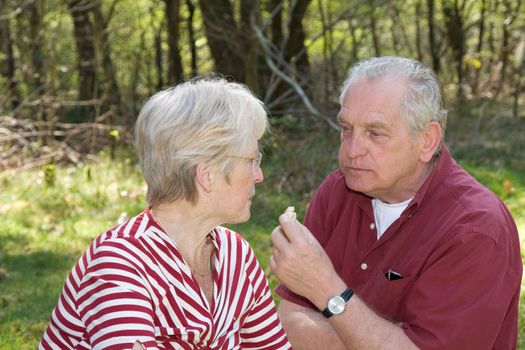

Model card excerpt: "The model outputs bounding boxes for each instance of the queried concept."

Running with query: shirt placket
[353,203,418,286]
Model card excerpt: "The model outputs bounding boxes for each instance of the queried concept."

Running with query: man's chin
[344,179,373,197]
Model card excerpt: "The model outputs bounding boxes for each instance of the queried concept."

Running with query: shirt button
[370,223,376,230]
[360,263,368,270]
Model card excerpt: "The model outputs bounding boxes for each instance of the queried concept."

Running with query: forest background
[0,0,524,348]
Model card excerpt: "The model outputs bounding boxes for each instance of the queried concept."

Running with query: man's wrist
[312,278,349,311]
[321,288,353,318]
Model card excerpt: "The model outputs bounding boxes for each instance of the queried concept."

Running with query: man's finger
[278,213,313,244]
[271,225,290,248]
[269,254,278,275]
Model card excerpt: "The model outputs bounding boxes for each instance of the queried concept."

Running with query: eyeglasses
[227,150,263,171]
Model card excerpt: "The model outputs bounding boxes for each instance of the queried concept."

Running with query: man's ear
[420,121,442,163]
[195,162,213,193]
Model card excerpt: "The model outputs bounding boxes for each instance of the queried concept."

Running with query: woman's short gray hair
[135,77,268,206]
[339,56,447,145]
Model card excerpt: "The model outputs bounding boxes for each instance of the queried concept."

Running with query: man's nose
[341,134,366,158]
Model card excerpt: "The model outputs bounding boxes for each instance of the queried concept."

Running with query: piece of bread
[284,206,296,220]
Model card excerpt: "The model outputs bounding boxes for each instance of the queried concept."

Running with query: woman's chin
[237,211,251,224]
[233,209,251,225]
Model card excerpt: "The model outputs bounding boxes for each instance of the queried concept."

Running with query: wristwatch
[321,288,353,318]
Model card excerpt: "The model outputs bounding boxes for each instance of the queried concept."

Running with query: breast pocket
[365,270,414,321]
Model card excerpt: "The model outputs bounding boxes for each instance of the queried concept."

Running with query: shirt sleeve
[240,243,292,349]
[77,241,158,350]
[402,231,520,349]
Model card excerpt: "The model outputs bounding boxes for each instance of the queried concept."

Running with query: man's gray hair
[134,77,268,206]
[340,56,447,144]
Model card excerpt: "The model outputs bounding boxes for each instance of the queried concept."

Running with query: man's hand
[271,208,419,350]
[270,208,345,309]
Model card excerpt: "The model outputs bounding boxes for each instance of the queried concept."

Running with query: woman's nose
[253,166,264,183]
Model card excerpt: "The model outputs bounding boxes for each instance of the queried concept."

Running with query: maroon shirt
[276,146,522,349]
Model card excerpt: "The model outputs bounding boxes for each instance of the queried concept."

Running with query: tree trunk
[284,0,311,77]
[92,0,122,115]
[473,0,486,94]
[28,0,45,95]
[267,0,311,112]
[442,0,465,96]
[154,24,164,89]
[369,1,381,56]
[317,0,337,103]
[268,0,283,49]
[27,0,47,143]
[0,0,20,113]
[495,0,521,99]
[240,0,259,92]
[186,0,198,78]
[199,0,245,81]
[512,41,525,118]
[349,18,359,64]
[426,0,440,73]
[148,6,164,90]
[415,0,424,62]
[485,0,499,92]
[164,0,184,84]
[392,3,413,56]
[390,11,400,54]
[67,0,97,121]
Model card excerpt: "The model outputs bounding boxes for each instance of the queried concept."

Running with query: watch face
[328,295,346,315]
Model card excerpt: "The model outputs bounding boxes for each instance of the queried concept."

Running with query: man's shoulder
[431,163,516,239]
[441,163,502,210]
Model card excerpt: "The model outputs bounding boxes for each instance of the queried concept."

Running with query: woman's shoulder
[213,226,255,256]
[213,226,246,244]
[87,210,155,259]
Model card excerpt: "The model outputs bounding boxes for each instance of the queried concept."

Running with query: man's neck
[380,161,435,204]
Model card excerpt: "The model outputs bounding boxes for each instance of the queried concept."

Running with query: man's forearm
[305,278,419,349]
[278,300,347,350]
[327,295,419,350]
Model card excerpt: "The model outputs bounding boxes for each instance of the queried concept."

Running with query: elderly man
[270,56,522,349]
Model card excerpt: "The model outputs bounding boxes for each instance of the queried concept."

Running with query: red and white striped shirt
[39,209,291,349]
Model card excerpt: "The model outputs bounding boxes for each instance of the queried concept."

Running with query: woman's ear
[420,121,442,163]
[195,161,213,193]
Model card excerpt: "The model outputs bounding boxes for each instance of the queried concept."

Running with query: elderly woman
[38,78,291,350]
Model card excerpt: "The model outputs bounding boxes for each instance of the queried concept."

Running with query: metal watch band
[321,288,353,318]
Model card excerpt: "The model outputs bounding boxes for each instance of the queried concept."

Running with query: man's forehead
[337,101,400,130]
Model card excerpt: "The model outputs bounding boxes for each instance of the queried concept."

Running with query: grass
[0,119,524,349]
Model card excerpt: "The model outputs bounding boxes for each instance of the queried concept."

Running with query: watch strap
[321,288,353,318]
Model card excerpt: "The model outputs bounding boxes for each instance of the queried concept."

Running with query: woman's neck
[150,201,216,304]
[150,202,218,265]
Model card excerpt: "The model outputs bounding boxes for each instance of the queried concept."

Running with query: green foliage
[1,127,524,348]
[3,0,525,124]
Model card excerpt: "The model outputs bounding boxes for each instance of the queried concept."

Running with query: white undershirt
[372,197,412,239]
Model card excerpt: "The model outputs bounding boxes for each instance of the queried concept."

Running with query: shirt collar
[352,144,455,217]
[410,144,455,210]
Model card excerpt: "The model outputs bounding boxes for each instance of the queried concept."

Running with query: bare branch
[0,115,128,172]
[253,25,340,131]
